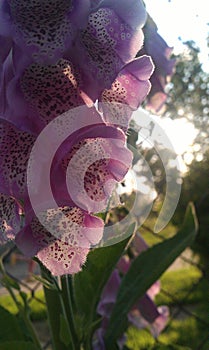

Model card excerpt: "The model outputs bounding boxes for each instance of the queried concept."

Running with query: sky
[140,0,209,167]
[144,0,209,72]
[117,1,208,207]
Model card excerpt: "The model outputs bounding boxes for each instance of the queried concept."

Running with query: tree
[164,40,209,155]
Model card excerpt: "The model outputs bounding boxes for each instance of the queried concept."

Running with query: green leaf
[59,314,71,347]
[0,341,39,350]
[31,274,57,290]
[74,223,136,338]
[0,306,24,342]
[105,203,198,347]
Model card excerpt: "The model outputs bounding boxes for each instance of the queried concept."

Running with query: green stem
[43,285,70,350]
[40,267,70,350]
[61,275,78,348]
[20,307,42,350]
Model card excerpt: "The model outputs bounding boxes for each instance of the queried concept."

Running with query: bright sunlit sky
[141,0,209,168]
[145,0,209,72]
[120,1,208,203]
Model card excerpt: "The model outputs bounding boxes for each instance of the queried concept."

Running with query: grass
[156,267,208,305]
[0,266,205,349]
[0,289,47,321]
[0,257,208,349]
[126,267,209,350]
[158,317,209,350]
[139,216,177,246]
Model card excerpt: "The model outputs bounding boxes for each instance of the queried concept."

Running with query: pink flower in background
[93,234,169,348]
[140,14,176,113]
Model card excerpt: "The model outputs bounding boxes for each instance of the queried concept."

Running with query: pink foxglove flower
[0,0,155,275]
[0,111,132,275]
[140,14,176,113]
[93,234,169,347]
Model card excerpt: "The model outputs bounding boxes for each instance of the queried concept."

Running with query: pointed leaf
[32,274,57,290]
[59,314,71,347]
[105,203,198,347]
[74,223,136,333]
[0,306,24,342]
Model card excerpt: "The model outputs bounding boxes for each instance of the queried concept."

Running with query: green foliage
[173,151,209,260]
[74,223,136,346]
[29,291,47,321]
[150,345,191,350]
[156,267,208,306]
[59,314,72,347]
[0,306,24,342]
[126,328,155,349]
[140,217,177,246]
[159,317,209,350]
[0,341,39,350]
[0,293,19,314]
[126,264,209,350]
[104,204,198,348]
[0,290,47,321]
[165,41,209,140]
[125,261,209,350]
[126,326,193,350]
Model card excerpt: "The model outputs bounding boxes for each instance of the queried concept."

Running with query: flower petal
[0,0,12,36]
[136,294,160,323]
[0,35,12,72]
[100,56,154,130]
[140,14,176,113]
[20,59,87,130]
[1,0,90,64]
[97,270,121,317]
[0,51,40,133]
[2,56,93,133]
[100,0,147,30]
[38,242,89,276]
[150,305,169,338]
[53,126,132,213]
[0,119,35,198]
[16,206,104,275]
[70,6,144,100]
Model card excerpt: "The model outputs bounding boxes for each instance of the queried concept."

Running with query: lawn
[0,265,208,349]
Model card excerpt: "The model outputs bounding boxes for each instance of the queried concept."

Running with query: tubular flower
[0,0,147,112]
[0,0,91,64]
[139,14,176,113]
[93,234,169,348]
[0,111,132,275]
[0,0,155,275]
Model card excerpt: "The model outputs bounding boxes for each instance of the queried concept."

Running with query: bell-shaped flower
[0,107,132,275]
[0,0,91,64]
[68,0,147,100]
[99,55,154,130]
[93,233,169,346]
[140,14,176,113]
[15,204,104,276]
